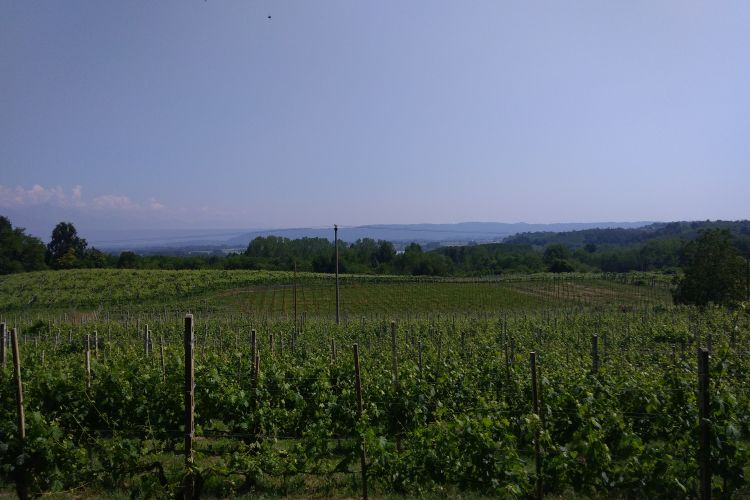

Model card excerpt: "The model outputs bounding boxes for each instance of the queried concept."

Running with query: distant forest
[2,216,749,276]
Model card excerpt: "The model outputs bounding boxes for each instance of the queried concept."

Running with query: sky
[2,1,749,240]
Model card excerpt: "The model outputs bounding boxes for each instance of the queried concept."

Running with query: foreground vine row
[1,305,748,497]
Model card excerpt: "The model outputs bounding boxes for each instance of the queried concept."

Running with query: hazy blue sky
[2,1,749,237]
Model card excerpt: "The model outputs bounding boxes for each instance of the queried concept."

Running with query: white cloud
[92,194,137,210]
[0,184,67,208]
[149,198,165,210]
[71,185,84,206]
[0,184,167,212]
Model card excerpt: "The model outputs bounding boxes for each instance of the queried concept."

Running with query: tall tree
[673,229,746,306]
[0,216,47,274]
[46,222,88,269]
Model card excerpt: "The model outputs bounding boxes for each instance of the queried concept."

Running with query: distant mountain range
[90,221,654,251]
[224,222,654,246]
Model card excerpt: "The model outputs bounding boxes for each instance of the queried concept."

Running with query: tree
[375,240,396,265]
[0,216,47,274]
[117,251,140,269]
[57,248,79,269]
[83,248,110,268]
[46,222,88,269]
[638,240,681,271]
[673,229,746,306]
[543,244,574,273]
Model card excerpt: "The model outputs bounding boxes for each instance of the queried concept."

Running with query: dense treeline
[497,220,750,275]
[2,217,749,289]
[506,220,750,250]
[431,238,694,274]
[0,218,114,274]
[117,237,452,276]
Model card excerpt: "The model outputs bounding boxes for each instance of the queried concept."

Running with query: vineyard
[1,271,748,497]
[0,269,673,314]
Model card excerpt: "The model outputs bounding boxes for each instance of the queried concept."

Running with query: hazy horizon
[2,218,669,250]
[3,2,749,233]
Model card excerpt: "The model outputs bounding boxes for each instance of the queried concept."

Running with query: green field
[0,269,673,318]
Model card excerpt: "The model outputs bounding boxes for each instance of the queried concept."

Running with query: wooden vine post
[591,334,599,375]
[184,315,195,499]
[251,329,260,390]
[353,344,368,500]
[11,328,27,499]
[85,337,92,389]
[390,320,402,452]
[251,329,257,387]
[530,352,542,500]
[144,325,150,357]
[335,224,340,325]
[417,341,423,373]
[697,347,711,500]
[160,336,166,383]
[503,340,511,389]
[293,261,298,334]
[255,348,260,384]
[390,321,398,386]
[1,322,6,369]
